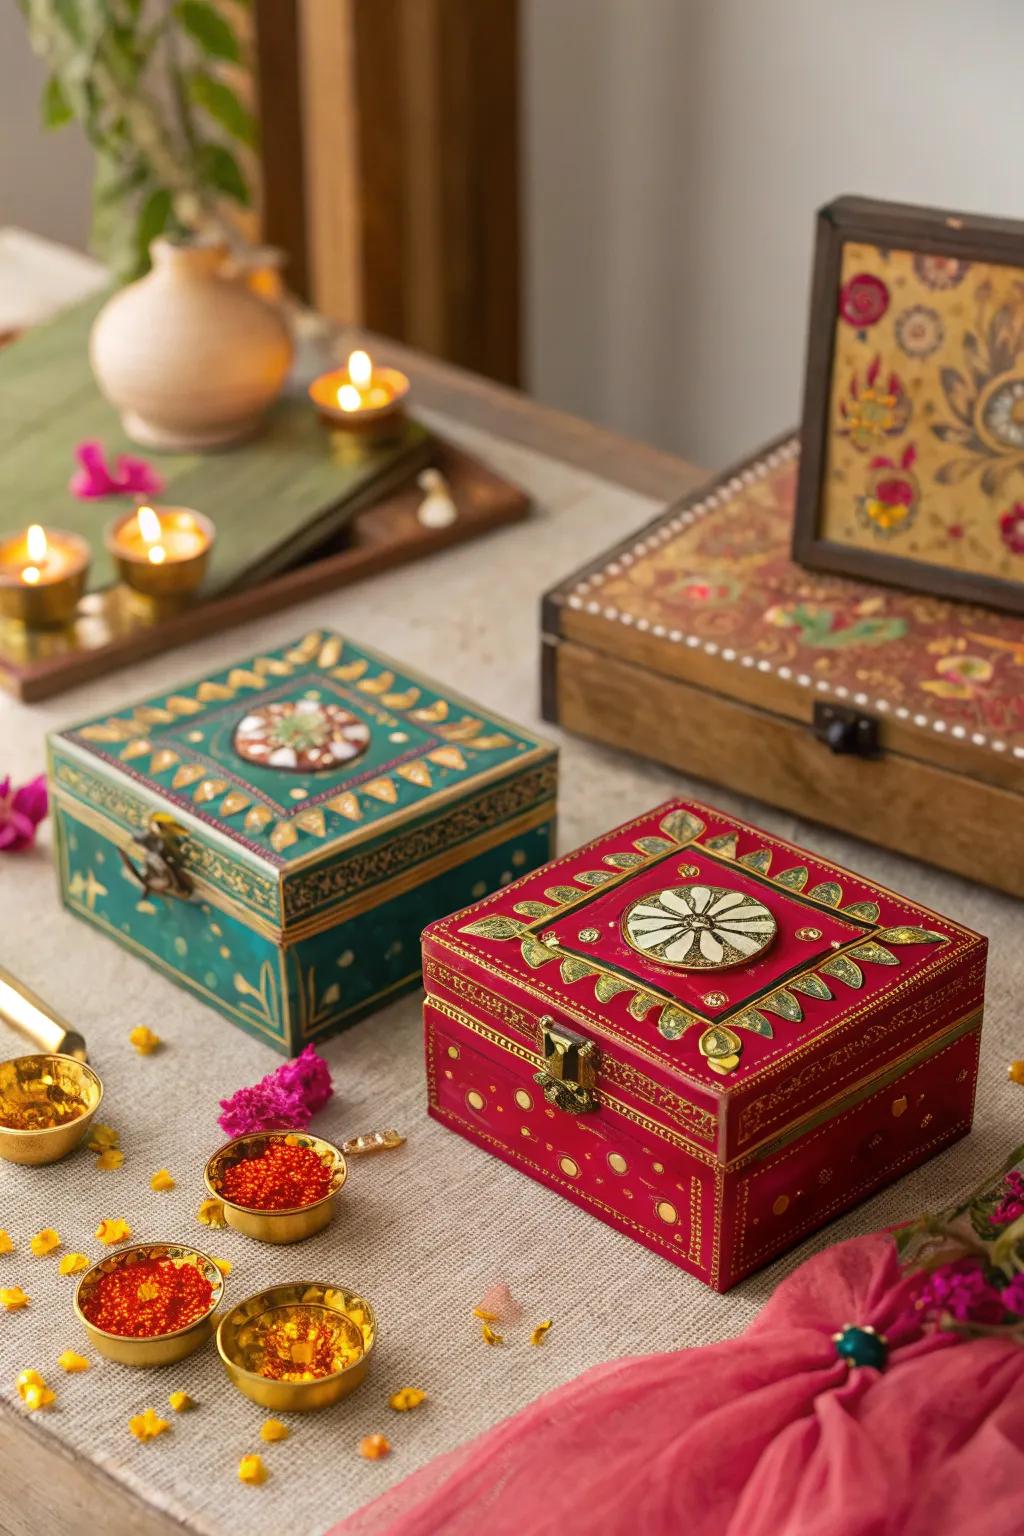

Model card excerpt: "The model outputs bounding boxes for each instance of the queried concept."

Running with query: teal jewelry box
[47,629,557,1054]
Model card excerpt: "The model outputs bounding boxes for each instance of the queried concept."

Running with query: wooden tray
[2,439,528,702]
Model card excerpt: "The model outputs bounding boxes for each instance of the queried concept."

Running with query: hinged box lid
[423,798,986,1163]
[48,628,557,939]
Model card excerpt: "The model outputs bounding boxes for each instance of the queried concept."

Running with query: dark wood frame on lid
[793,195,1024,616]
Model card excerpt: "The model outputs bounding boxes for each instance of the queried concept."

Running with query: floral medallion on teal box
[48,629,558,1054]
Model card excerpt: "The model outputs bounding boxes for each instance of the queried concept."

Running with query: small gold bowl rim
[73,1241,225,1344]
[307,365,410,422]
[204,1131,348,1219]
[0,1052,103,1139]
[216,1281,376,1389]
[102,506,216,568]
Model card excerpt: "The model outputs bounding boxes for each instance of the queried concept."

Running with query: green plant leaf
[176,0,241,60]
[41,74,73,129]
[188,68,257,147]
[135,186,173,266]
[197,141,251,205]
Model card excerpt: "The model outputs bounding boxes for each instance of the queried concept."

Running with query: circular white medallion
[620,884,777,971]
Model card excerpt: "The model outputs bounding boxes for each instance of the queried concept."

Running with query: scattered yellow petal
[137,1280,160,1302]
[472,1307,499,1322]
[168,1391,193,1413]
[16,1370,55,1411]
[96,1148,125,1171]
[129,1025,162,1056]
[1009,1059,1024,1085]
[238,1453,268,1485]
[196,1197,226,1229]
[260,1418,289,1442]
[95,1218,132,1246]
[480,1322,503,1346]
[150,1169,176,1192]
[0,1286,29,1311]
[16,1369,45,1397]
[389,1387,427,1412]
[358,1434,391,1461]
[0,1230,14,1254]
[58,1351,90,1373]
[129,1408,170,1442]
[29,1229,61,1257]
[530,1319,553,1346]
[211,1256,232,1277]
[59,1253,89,1276]
[86,1123,120,1151]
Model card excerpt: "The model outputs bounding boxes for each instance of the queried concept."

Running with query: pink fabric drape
[328,1234,1024,1536]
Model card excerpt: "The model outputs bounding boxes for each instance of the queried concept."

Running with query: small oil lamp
[0,524,91,628]
[105,503,215,607]
[308,349,410,436]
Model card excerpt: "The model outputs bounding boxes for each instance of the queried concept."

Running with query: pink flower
[992,1170,1024,1226]
[999,503,1024,556]
[839,272,889,328]
[69,441,164,500]
[1000,1274,1024,1317]
[217,1045,333,1136]
[914,1258,1006,1325]
[0,774,48,852]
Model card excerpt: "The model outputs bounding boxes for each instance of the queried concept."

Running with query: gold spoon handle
[0,965,87,1061]
[341,1129,405,1157]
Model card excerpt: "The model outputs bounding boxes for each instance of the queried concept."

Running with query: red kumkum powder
[81,1258,214,1338]
[220,1140,333,1211]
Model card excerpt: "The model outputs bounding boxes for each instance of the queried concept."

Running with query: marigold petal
[86,1123,120,1151]
[480,1322,503,1346]
[58,1351,90,1373]
[95,1218,132,1245]
[168,1391,193,1412]
[389,1387,427,1412]
[16,1368,45,1398]
[129,1408,170,1441]
[0,1230,14,1254]
[150,1169,176,1192]
[196,1197,226,1229]
[472,1307,499,1322]
[530,1319,553,1346]
[59,1253,89,1276]
[22,1383,55,1412]
[358,1434,391,1460]
[96,1148,125,1171]
[129,1026,162,1056]
[0,1286,29,1311]
[29,1229,61,1257]
[136,1280,160,1302]
[211,1256,232,1277]
[260,1418,289,1442]
[238,1453,268,1485]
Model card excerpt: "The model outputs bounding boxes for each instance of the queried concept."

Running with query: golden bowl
[0,1053,103,1165]
[217,1281,375,1411]
[74,1242,224,1367]
[204,1130,347,1244]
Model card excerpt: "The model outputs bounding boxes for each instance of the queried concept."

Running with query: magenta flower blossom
[914,1258,1006,1326]
[217,1044,333,1137]
[69,440,164,500]
[0,774,48,852]
[1000,1273,1024,1318]
[992,1170,1024,1226]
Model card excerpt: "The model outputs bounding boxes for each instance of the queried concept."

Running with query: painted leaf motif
[544,885,582,904]
[808,881,843,907]
[843,901,880,923]
[699,1024,742,1059]
[775,865,809,891]
[738,849,772,875]
[575,870,615,886]
[849,942,899,966]
[459,916,524,940]
[560,958,596,985]
[704,832,738,857]
[760,989,803,1023]
[521,938,556,969]
[657,1006,691,1040]
[634,836,673,855]
[875,927,946,945]
[513,901,556,918]
[821,954,864,988]
[627,992,659,1021]
[594,975,634,1004]
[659,809,705,845]
[731,1008,774,1038]
[788,973,833,1000]
[604,852,645,869]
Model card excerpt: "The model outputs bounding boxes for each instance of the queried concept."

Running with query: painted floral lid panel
[60,629,551,867]
[563,441,1024,759]
[437,799,977,1093]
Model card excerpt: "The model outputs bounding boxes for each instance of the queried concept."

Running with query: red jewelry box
[422,798,986,1290]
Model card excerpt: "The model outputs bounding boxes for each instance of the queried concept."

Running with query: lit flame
[22,567,40,586]
[337,384,363,413]
[347,350,373,390]
[136,505,166,564]
[26,524,48,565]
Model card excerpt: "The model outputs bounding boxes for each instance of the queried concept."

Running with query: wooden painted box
[423,797,986,1289]
[48,628,557,1054]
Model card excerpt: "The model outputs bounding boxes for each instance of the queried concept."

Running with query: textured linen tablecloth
[0,412,1019,1536]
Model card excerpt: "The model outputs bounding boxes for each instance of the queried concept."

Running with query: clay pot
[90,238,294,451]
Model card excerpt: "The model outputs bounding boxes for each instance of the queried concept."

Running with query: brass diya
[0,1053,102,1165]
[204,1130,347,1244]
[74,1242,224,1367]
[217,1281,375,1411]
